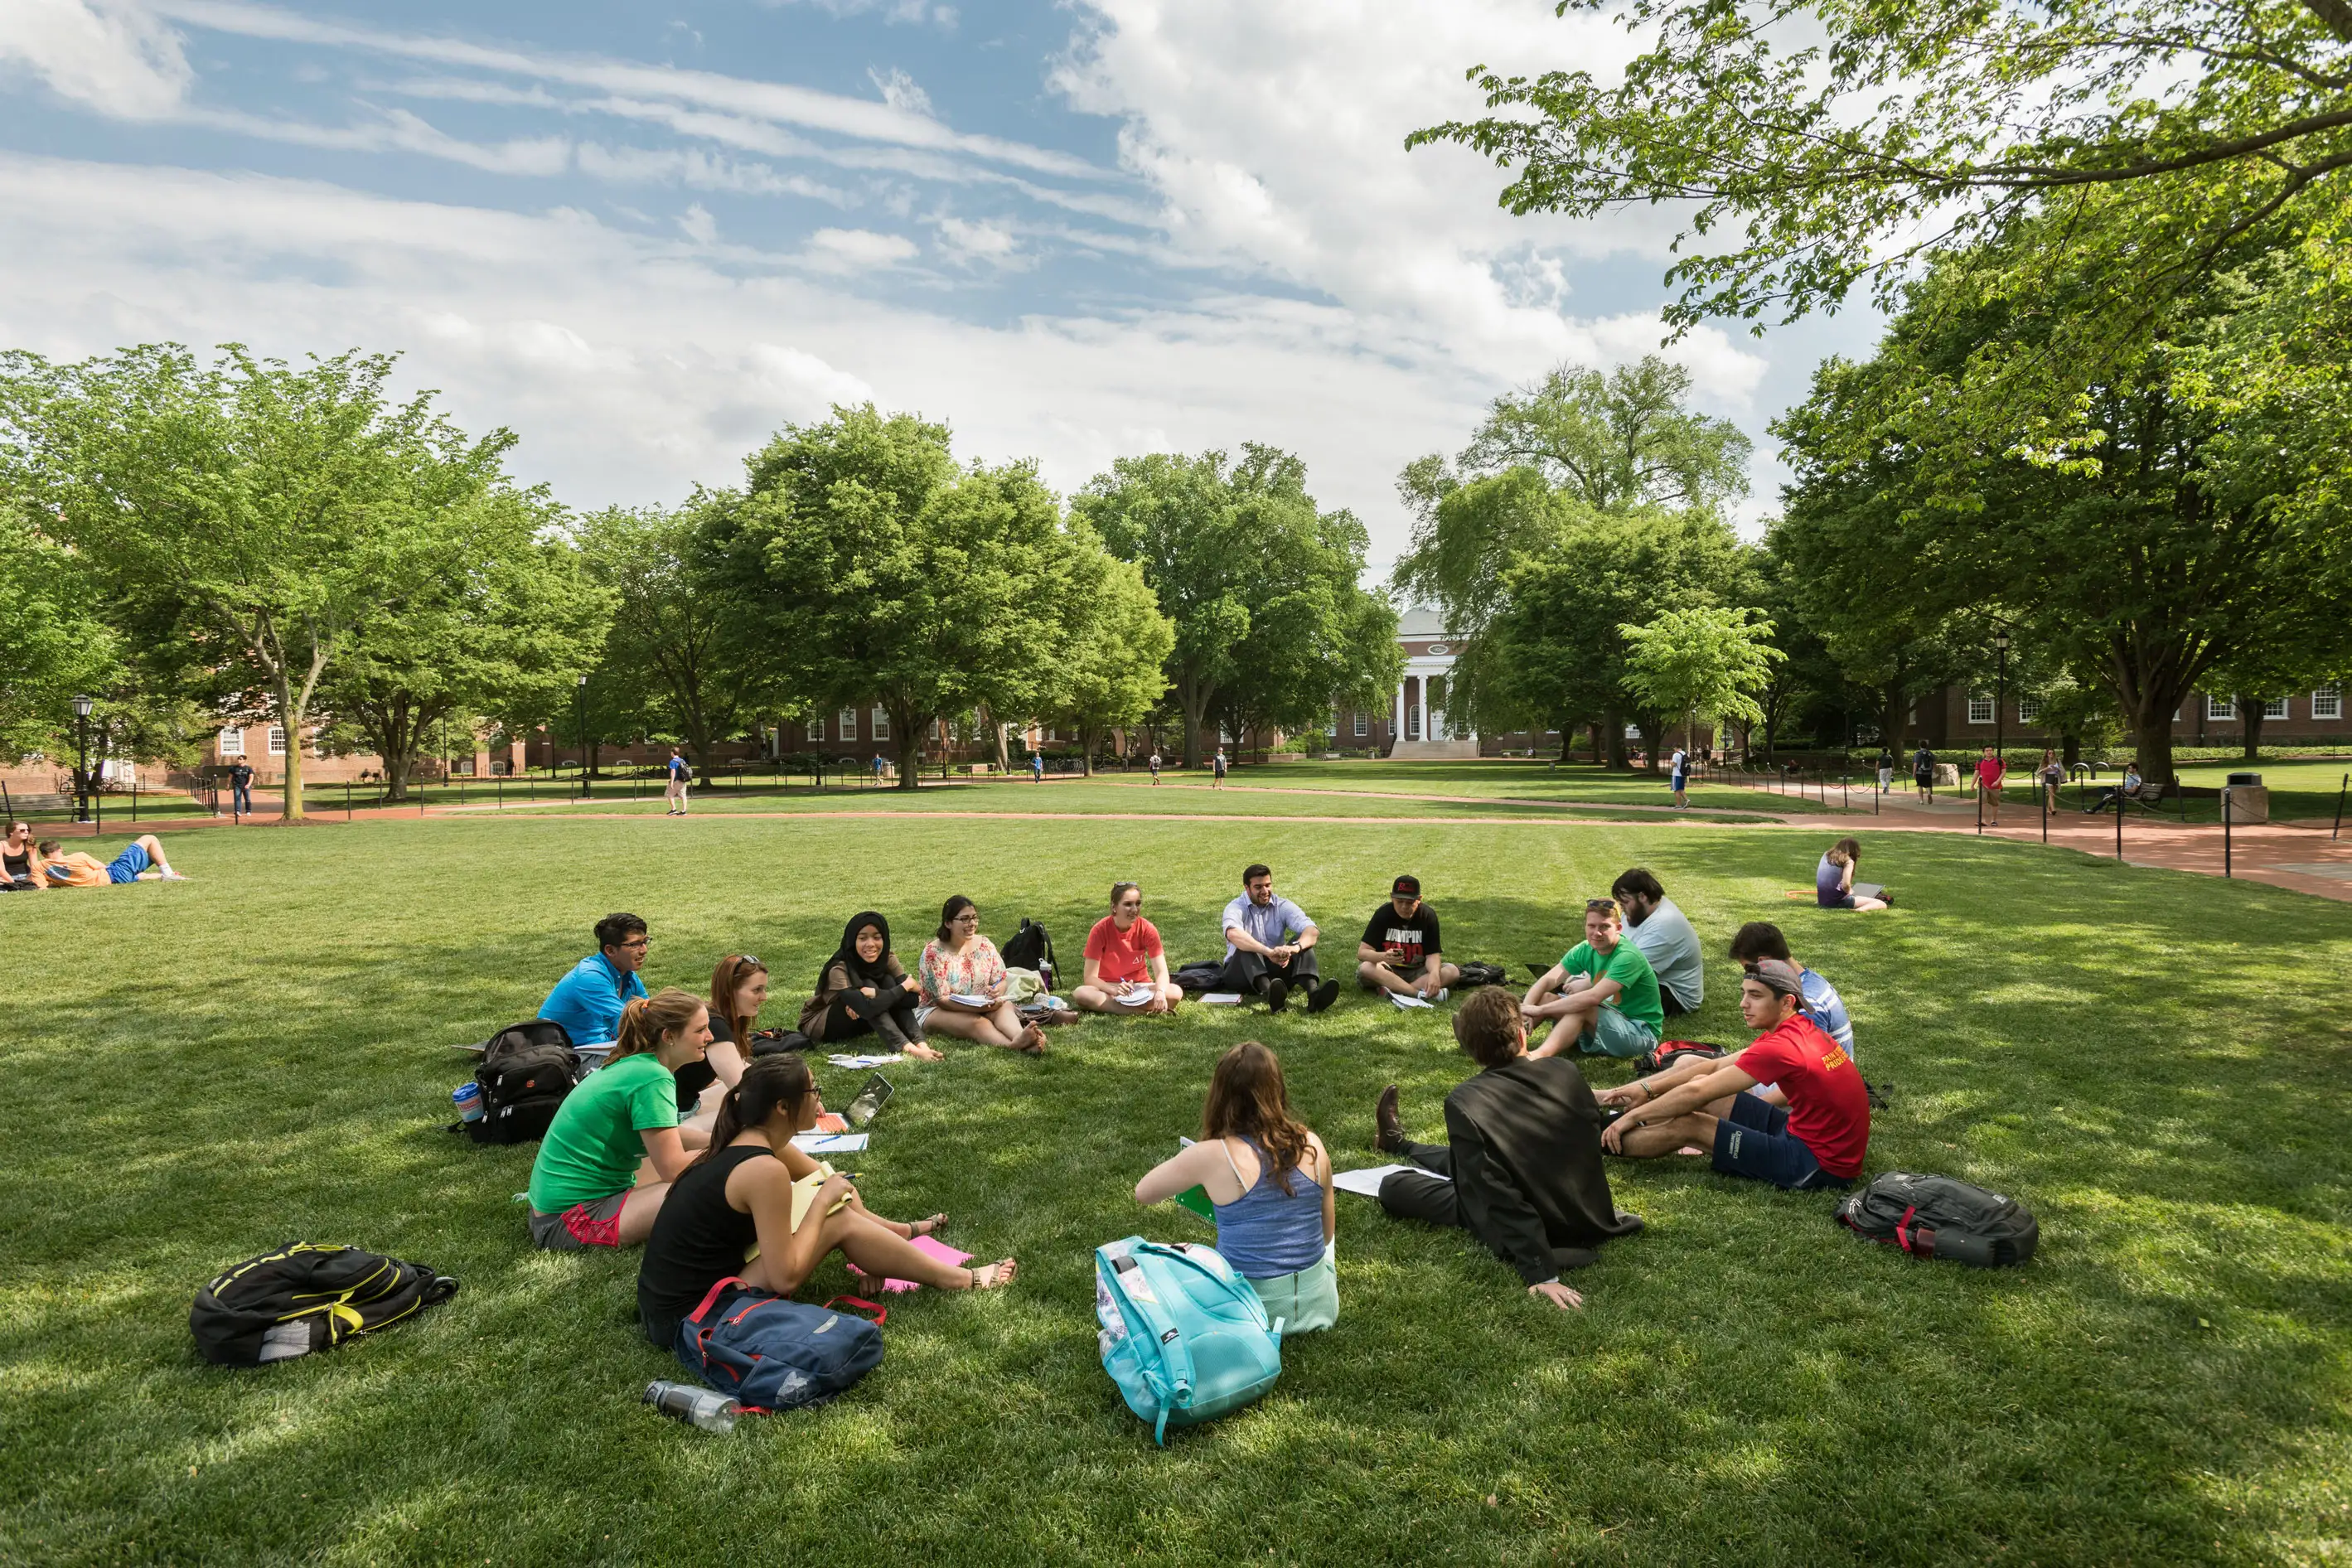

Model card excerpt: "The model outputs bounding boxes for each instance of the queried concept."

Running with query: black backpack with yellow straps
[190,1243,460,1366]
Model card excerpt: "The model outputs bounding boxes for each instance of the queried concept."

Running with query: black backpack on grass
[191,1242,459,1366]
[461,1019,582,1145]
[1454,961,1508,989]
[1837,1173,2039,1268]
[1000,919,1058,988]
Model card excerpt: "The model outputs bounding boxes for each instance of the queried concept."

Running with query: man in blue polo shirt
[1217,863,1339,1014]
[540,912,651,1045]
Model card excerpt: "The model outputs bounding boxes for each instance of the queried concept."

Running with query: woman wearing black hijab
[796,912,941,1060]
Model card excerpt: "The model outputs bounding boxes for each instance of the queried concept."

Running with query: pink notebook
[850,1234,972,1293]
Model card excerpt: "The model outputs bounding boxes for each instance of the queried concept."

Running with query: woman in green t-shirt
[526,989,712,1251]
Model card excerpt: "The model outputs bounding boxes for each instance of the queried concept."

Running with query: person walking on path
[1875,748,1893,797]
[665,748,691,815]
[1030,750,1045,784]
[1668,744,1691,810]
[2039,748,2064,812]
[1149,749,1162,786]
[229,760,254,815]
[1212,748,1229,788]
[1976,745,2007,825]
[1912,743,1936,803]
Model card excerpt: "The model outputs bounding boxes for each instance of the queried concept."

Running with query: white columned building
[1387,607,1480,760]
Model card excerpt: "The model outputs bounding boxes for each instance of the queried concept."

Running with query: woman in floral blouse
[917,895,1046,1053]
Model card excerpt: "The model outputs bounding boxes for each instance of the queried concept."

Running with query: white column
[1393,681,1406,743]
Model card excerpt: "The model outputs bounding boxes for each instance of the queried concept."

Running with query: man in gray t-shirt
[1611,867,1703,1017]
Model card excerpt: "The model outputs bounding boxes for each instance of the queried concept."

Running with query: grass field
[4,806,2350,1566]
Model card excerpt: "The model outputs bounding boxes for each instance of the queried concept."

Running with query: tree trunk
[1635,715,1664,774]
[1558,728,1575,763]
[2132,690,2182,785]
[2061,729,2081,767]
[891,703,927,791]
[1587,722,1603,764]
[1078,725,1098,777]
[2240,697,2264,759]
[1176,672,1214,768]
[274,674,306,822]
[1603,710,1628,770]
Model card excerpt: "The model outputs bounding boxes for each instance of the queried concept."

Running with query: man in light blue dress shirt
[1217,863,1339,1014]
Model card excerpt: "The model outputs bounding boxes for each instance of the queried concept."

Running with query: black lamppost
[71,694,93,821]
[575,675,590,784]
[1992,629,2012,764]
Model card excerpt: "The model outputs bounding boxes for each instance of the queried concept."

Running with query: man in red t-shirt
[1595,959,1869,1189]
[1072,880,1184,1014]
[1975,744,2006,825]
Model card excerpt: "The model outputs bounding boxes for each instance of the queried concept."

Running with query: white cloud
[934,215,1026,269]
[0,0,191,118]
[801,226,921,272]
[760,0,956,27]
[147,0,1104,177]
[677,203,718,245]
[866,66,932,119]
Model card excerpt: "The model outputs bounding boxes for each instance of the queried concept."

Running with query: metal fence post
[2115,787,2124,860]
[2223,786,2233,878]
[2335,772,2347,840]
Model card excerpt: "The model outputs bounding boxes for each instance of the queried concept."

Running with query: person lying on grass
[33,834,187,887]
[539,912,651,1047]
[1521,898,1665,1060]
[1356,873,1459,1002]
[1134,1041,1337,1333]
[1725,922,1855,1108]
[1073,881,1185,1014]
[635,1053,1014,1353]
[1596,960,1869,1193]
[1372,988,1643,1313]
[798,912,944,1062]
[917,895,1047,1053]
[525,989,713,1251]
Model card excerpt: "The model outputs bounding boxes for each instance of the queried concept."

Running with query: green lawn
[4,812,2348,1566]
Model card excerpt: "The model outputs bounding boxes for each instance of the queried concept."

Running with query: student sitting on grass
[33,834,187,887]
[797,912,943,1061]
[1816,839,1888,911]
[1522,898,1665,1060]
[635,1053,1014,1354]
[1373,988,1643,1312]
[525,989,714,1251]
[1217,863,1340,1014]
[675,953,767,1122]
[5,821,38,889]
[1725,922,1855,1097]
[1134,1041,1337,1333]
[1073,881,1185,1014]
[1356,874,1459,1002]
[540,913,651,1046]
[1596,959,1869,1192]
[916,896,1046,1053]
[1611,867,1703,1017]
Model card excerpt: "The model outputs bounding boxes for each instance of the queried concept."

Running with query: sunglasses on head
[1585,898,1619,915]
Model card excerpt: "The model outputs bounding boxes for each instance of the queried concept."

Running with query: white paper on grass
[1199,992,1245,1006]
[791,1132,870,1154]
[1387,991,1435,1009]
[1331,1164,1448,1198]
[826,1053,903,1069]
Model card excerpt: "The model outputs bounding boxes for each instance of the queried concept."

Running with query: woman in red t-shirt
[1073,881,1185,1014]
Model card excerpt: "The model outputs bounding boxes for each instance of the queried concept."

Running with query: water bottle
[643,1380,738,1433]
[452,1082,484,1123]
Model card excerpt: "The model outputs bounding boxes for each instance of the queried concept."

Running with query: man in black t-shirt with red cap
[1357,874,1460,1002]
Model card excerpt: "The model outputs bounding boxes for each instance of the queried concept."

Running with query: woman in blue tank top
[1134,1041,1338,1333]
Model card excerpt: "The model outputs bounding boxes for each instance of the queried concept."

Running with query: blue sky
[0,0,1883,566]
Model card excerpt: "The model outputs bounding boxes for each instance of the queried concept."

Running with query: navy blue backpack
[675,1278,885,1411]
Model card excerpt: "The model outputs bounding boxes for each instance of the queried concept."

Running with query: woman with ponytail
[525,989,713,1251]
[636,1055,1016,1351]
[1133,1041,1338,1333]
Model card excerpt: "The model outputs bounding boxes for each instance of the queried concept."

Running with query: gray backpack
[1837,1173,2038,1267]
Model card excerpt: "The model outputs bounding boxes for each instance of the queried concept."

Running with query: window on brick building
[1353,712,1367,737]
[2262,697,2290,720]
[871,706,888,740]
[218,728,245,757]
[806,718,825,741]
[1966,694,1994,724]
[2206,695,2235,721]
[2016,699,2038,724]
[2316,687,2343,720]
[267,725,288,755]
[838,707,858,739]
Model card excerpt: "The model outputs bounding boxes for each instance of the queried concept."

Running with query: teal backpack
[1094,1236,1283,1443]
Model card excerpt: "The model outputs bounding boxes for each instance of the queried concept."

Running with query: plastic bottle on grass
[644,1380,738,1433]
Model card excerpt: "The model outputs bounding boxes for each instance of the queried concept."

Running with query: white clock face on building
[1427,644,1449,656]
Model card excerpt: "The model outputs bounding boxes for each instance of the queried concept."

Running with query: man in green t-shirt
[1522,897,1666,1060]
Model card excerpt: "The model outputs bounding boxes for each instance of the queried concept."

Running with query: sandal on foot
[965,1259,1017,1290]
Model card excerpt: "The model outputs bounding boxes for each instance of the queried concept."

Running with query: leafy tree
[1774,237,2352,782]
[1619,607,1783,752]
[0,345,498,821]
[1076,445,1400,765]
[321,489,607,801]
[1048,541,1174,775]
[708,405,1090,790]
[0,512,127,767]
[1413,0,2352,356]
[578,498,755,776]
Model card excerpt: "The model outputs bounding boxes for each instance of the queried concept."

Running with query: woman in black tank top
[634,1056,1020,1353]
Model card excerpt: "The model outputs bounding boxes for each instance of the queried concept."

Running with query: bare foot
[1019,1026,1048,1055]
[964,1258,1018,1290]
[906,1043,946,1061]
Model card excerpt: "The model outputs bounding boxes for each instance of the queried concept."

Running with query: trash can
[2227,772,2262,786]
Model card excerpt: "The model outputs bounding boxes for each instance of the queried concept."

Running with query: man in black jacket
[1373,987,1643,1309]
